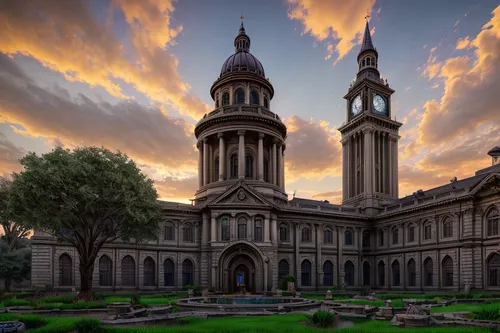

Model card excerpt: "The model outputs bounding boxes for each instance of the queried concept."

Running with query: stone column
[272,140,277,185]
[388,135,393,197]
[263,261,268,292]
[198,142,203,188]
[381,133,385,194]
[354,133,358,196]
[346,137,351,200]
[268,146,272,183]
[277,144,283,188]
[363,128,373,195]
[201,213,209,287]
[203,138,208,186]
[271,218,277,244]
[378,132,382,193]
[218,133,225,181]
[238,130,245,178]
[211,216,216,242]
[264,217,270,242]
[258,133,264,180]
[316,224,322,288]
[281,149,285,190]
[342,141,347,202]
[393,136,399,198]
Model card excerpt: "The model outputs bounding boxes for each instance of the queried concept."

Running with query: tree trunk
[78,258,96,301]
[4,277,11,291]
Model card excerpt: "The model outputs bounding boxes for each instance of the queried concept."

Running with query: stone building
[31,20,500,293]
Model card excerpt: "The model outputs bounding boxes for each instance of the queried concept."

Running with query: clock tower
[338,18,402,214]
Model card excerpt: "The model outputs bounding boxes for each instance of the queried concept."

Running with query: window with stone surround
[99,255,112,287]
[238,217,247,239]
[378,229,384,246]
[323,260,334,286]
[59,254,72,286]
[408,225,415,242]
[378,261,385,286]
[245,155,253,179]
[443,218,453,238]
[164,222,175,241]
[301,226,311,242]
[488,210,499,236]
[423,257,433,286]
[143,257,155,286]
[250,90,259,105]
[164,259,175,286]
[263,157,269,181]
[279,223,289,242]
[344,261,355,286]
[392,227,399,245]
[121,255,136,287]
[488,253,500,287]
[278,259,289,281]
[301,259,312,286]
[344,229,353,246]
[263,95,269,108]
[392,260,400,286]
[442,256,454,287]
[363,261,370,286]
[424,223,432,240]
[362,230,370,247]
[407,259,416,287]
[254,218,263,242]
[183,224,194,243]
[324,227,333,244]
[230,154,238,179]
[234,88,245,104]
[182,259,194,286]
[214,157,219,182]
[222,92,229,106]
[221,217,230,241]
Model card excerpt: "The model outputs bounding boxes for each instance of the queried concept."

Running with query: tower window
[250,90,259,105]
[245,155,253,178]
[215,94,219,108]
[263,158,269,181]
[221,217,229,241]
[230,154,238,178]
[235,88,245,104]
[214,157,220,181]
[222,92,230,106]
[263,96,269,108]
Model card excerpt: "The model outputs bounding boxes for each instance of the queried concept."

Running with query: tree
[0,177,32,290]
[8,146,162,299]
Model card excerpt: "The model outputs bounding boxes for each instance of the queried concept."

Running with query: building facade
[31,20,500,293]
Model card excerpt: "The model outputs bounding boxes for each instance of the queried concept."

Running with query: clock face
[373,95,387,114]
[351,95,362,115]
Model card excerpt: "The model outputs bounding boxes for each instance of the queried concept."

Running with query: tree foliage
[0,237,31,290]
[8,146,162,298]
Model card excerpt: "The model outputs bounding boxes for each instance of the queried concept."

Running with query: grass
[432,303,483,313]
[0,313,492,333]
[348,299,404,308]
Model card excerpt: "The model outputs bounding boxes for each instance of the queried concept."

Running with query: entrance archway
[218,242,265,293]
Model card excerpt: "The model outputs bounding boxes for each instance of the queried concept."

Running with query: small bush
[312,310,335,328]
[3,299,33,307]
[472,303,500,321]
[131,294,141,305]
[279,274,296,291]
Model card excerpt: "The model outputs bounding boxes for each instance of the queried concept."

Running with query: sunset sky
[1,0,500,204]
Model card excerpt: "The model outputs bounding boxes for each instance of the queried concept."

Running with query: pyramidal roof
[359,21,375,53]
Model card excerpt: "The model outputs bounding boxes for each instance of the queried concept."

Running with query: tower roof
[488,146,500,156]
[359,20,375,53]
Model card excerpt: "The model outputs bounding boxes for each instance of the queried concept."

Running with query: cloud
[0,0,210,120]
[285,116,342,180]
[0,133,25,176]
[421,47,442,80]
[456,36,471,49]
[286,0,376,64]
[0,54,197,172]
[417,6,500,145]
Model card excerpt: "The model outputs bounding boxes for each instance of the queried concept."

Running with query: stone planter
[108,302,132,318]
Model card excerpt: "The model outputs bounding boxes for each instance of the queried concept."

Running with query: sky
[1,0,500,204]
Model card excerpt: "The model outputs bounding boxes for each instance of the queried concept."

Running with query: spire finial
[240,13,244,22]
[365,9,370,22]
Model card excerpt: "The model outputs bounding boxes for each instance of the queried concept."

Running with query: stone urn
[107,302,132,319]
[325,290,333,300]
[202,289,210,303]
[287,282,296,292]
[295,291,301,298]
[188,289,194,298]
[276,289,283,297]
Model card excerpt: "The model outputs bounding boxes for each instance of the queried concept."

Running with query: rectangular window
[221,219,230,241]
[424,225,432,240]
[254,220,263,242]
[183,227,193,242]
[443,222,453,238]
[488,218,499,236]
[238,223,247,239]
[279,226,288,242]
[392,230,399,245]
[164,225,174,241]
[301,228,311,242]
[408,227,415,242]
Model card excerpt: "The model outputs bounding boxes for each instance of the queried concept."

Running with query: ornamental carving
[237,189,246,201]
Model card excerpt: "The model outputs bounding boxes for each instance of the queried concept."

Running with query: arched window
[301,259,312,286]
[443,217,453,238]
[59,254,72,286]
[215,94,219,108]
[263,157,269,181]
[182,259,194,286]
[143,257,155,286]
[442,256,453,287]
[408,224,415,242]
[407,259,416,287]
[344,261,354,286]
[250,90,259,105]
[344,230,353,246]
[221,217,230,241]
[323,260,334,286]
[279,223,289,242]
[237,217,247,239]
[234,88,245,104]
[488,253,500,286]
[363,261,370,286]
[214,157,220,182]
[245,155,253,178]
[362,230,370,247]
[121,255,136,286]
[222,92,230,106]
[164,259,175,286]
[378,229,384,246]
[164,222,175,241]
[230,154,238,178]
[324,228,333,244]
[183,224,194,243]
[263,96,269,108]
[301,226,311,242]
[378,261,385,286]
[278,259,289,281]
[392,260,400,286]
[487,210,499,236]
[392,227,399,245]
[423,257,433,286]
[254,218,263,242]
[99,255,112,286]
[424,222,432,240]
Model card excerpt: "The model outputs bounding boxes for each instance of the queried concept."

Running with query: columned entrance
[218,242,266,293]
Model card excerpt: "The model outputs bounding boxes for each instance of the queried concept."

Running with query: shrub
[183,284,193,291]
[208,286,216,293]
[472,303,500,321]
[131,295,141,306]
[279,274,296,291]
[312,310,335,328]
[3,299,33,307]
[38,295,76,304]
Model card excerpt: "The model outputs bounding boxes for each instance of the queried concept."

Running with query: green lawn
[432,303,483,313]
[0,313,491,333]
[348,299,404,308]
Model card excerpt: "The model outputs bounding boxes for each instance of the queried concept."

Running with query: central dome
[220,51,265,77]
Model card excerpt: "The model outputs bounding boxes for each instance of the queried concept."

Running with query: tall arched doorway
[218,242,265,293]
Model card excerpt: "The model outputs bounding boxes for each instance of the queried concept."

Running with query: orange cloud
[0,133,25,176]
[0,0,210,120]
[439,56,470,79]
[456,36,471,49]
[285,116,342,181]
[421,47,442,80]
[0,54,197,172]
[287,0,376,64]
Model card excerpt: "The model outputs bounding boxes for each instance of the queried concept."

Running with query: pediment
[471,174,500,197]
[206,181,275,208]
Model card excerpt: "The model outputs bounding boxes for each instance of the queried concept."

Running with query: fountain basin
[176,296,318,312]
